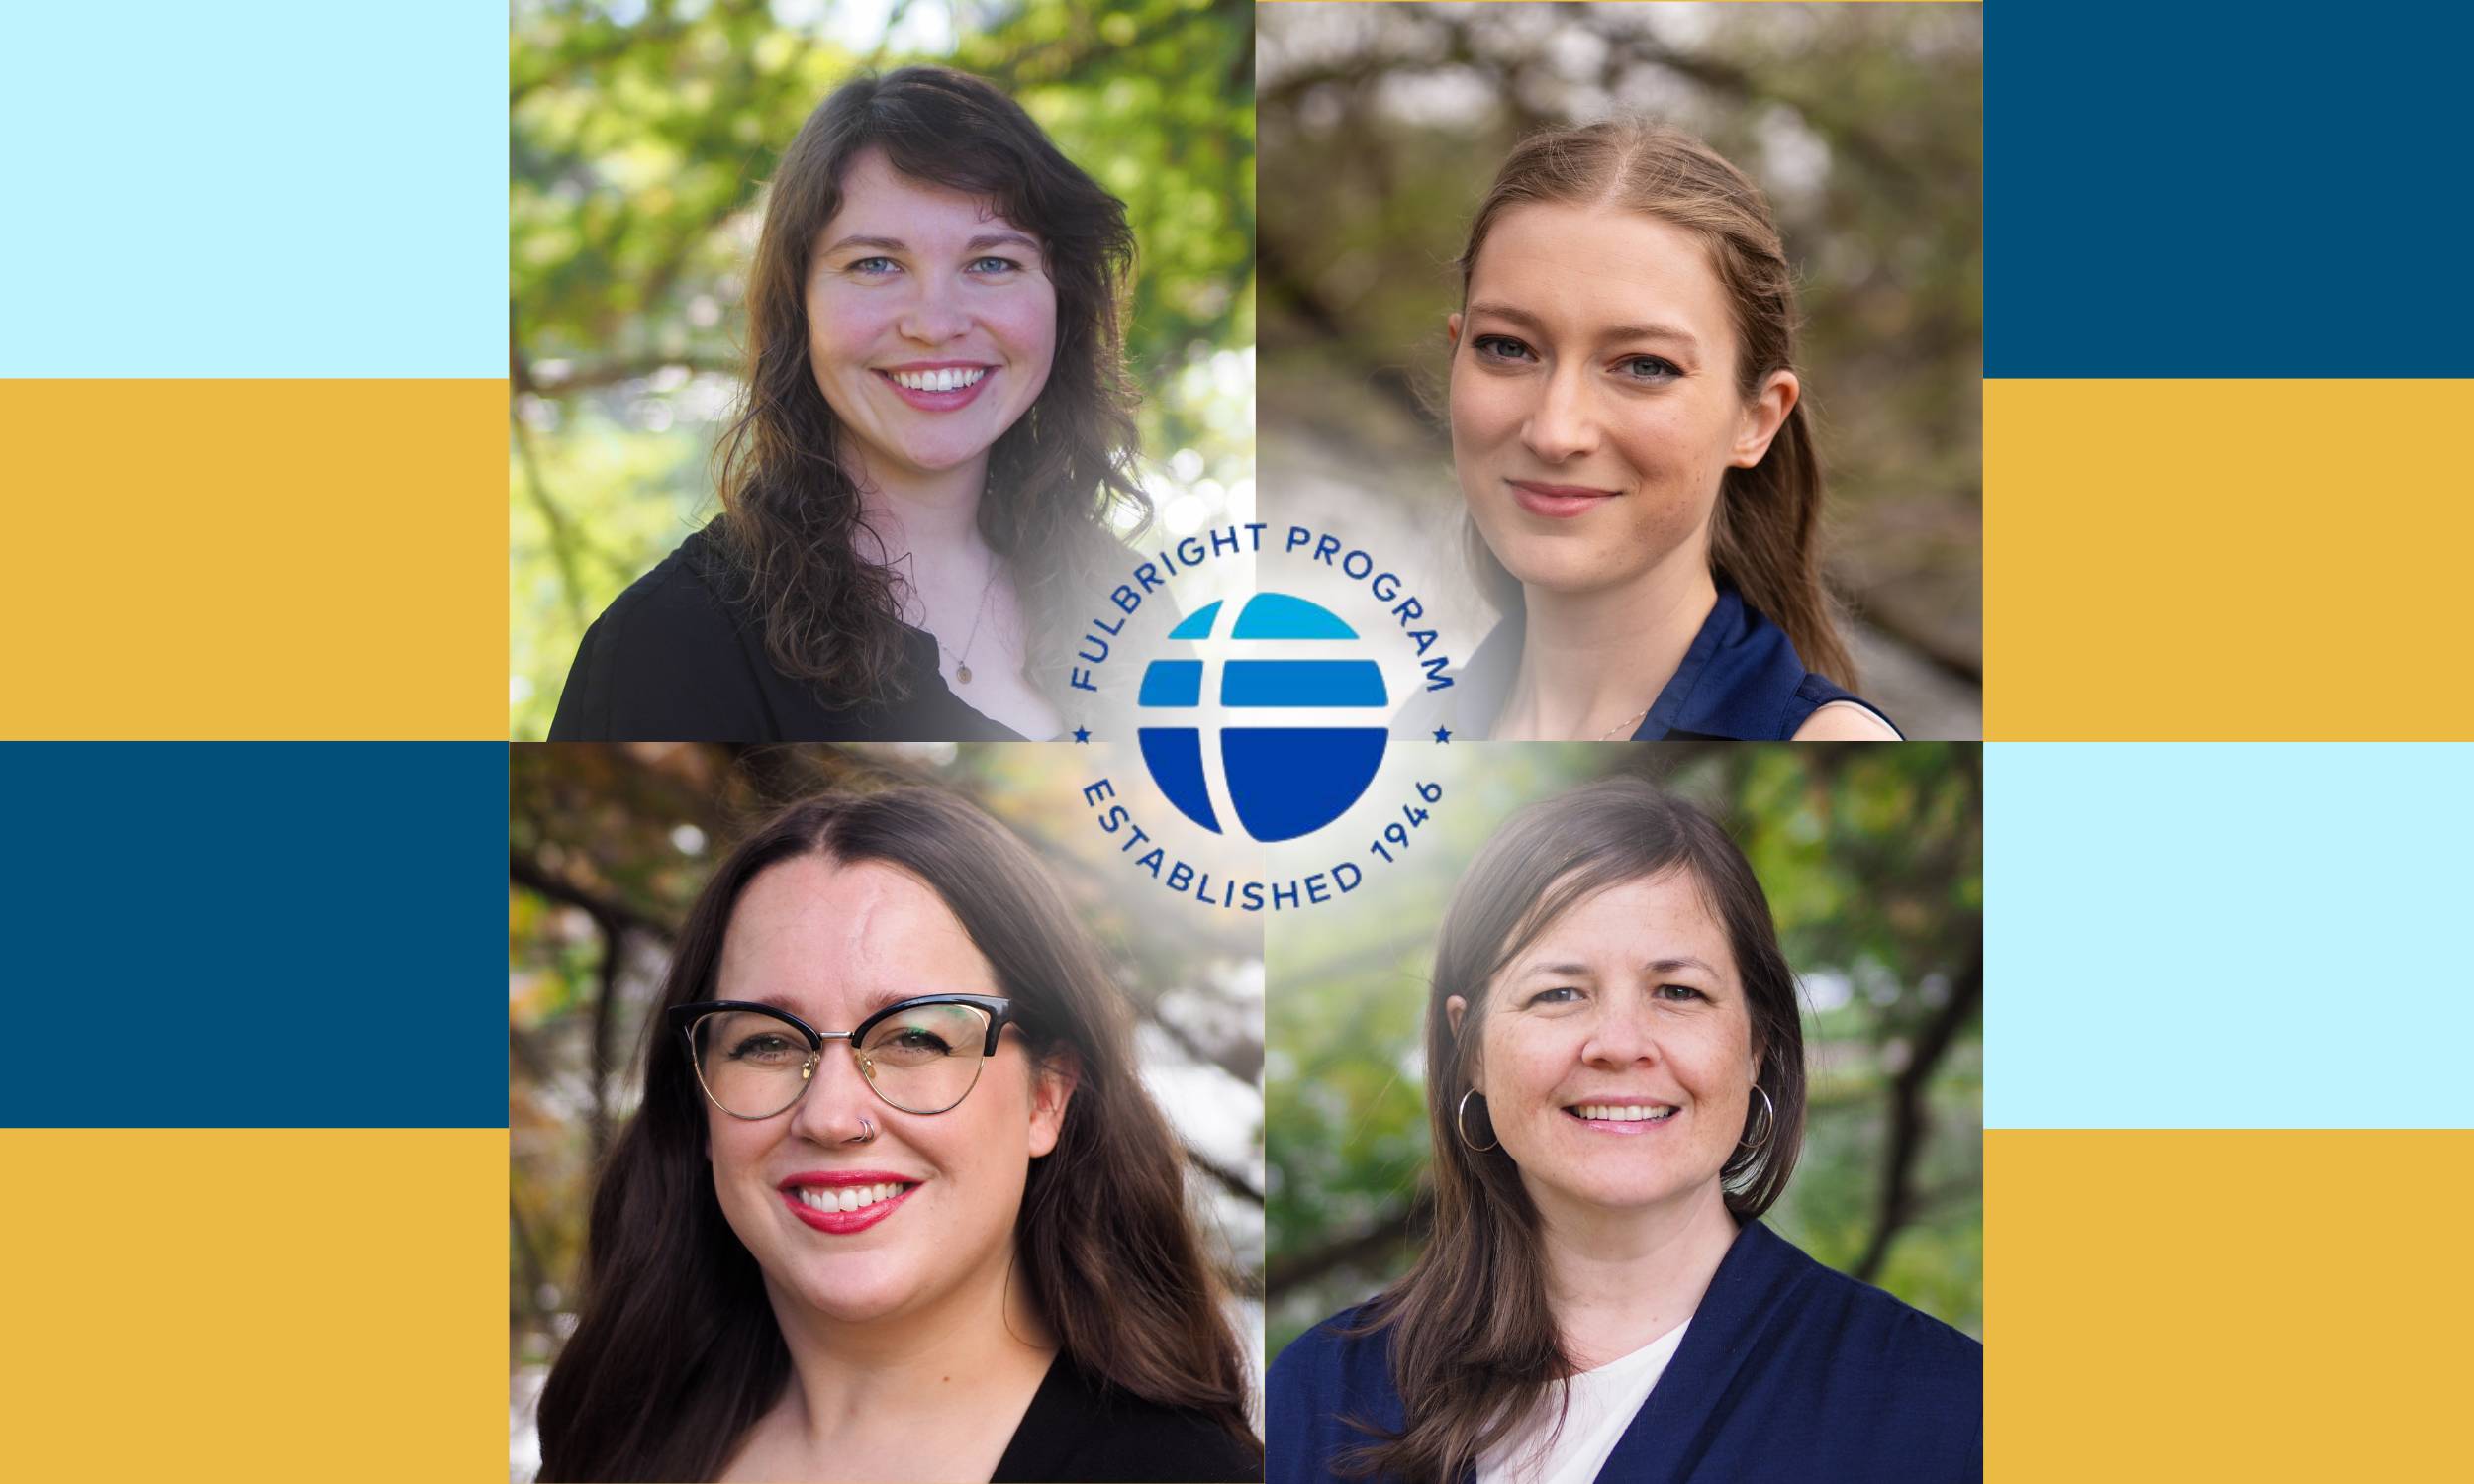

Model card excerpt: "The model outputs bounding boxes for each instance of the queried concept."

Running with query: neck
[1494,547,1718,740]
[849,447,992,561]
[762,1251,1054,1447]
[1530,1176,1741,1370]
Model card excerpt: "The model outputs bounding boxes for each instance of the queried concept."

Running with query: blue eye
[969,255,1025,274]
[1654,983,1705,1002]
[1618,355,1681,381]
[1471,334,1537,364]
[846,256,901,276]
[1526,986,1583,1007]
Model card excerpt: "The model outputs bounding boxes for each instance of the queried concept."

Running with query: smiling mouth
[1566,1104,1679,1124]
[790,1180,916,1213]
[882,367,990,392]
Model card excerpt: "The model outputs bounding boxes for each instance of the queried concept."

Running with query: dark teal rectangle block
[1988,7,2472,375]
[0,743,506,1128]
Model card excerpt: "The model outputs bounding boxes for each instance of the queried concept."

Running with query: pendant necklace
[948,557,999,686]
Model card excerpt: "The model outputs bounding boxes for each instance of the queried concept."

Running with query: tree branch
[1854,950,1982,1283]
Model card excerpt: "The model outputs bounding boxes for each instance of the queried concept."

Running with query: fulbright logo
[1069,521,1461,913]
[1137,593,1388,843]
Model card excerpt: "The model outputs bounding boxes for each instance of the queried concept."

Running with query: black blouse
[993,1357,1262,1483]
[546,524,1023,742]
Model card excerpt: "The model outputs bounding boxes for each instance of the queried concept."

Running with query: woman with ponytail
[536,788,1260,1482]
[1418,121,1899,741]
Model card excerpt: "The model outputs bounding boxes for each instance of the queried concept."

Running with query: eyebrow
[1466,300,1701,352]
[738,987,909,1027]
[819,231,1042,257]
[1518,956,1717,978]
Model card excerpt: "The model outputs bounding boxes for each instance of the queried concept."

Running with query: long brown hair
[714,66,1149,709]
[1344,778,1808,1482]
[1454,120,1856,687]
[536,788,1257,1481]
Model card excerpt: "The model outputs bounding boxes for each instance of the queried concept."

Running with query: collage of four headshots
[509,4,1982,1482]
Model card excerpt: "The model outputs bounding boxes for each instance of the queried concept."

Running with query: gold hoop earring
[1455,1088,1499,1154]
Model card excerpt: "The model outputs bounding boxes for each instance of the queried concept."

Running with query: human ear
[1446,312,1464,349]
[1445,995,1484,1092]
[1027,1049,1082,1159]
[1729,369,1801,469]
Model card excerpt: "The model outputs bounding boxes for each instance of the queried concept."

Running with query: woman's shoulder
[996,1358,1260,1483]
[547,524,775,740]
[1660,590,1900,740]
[1270,1300,1391,1386]
[1729,1223,1980,1404]
[1266,1304,1403,1484]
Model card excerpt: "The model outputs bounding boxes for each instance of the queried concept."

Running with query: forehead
[1499,870,1737,982]
[1466,201,1736,350]
[817,147,1033,247]
[714,855,999,1021]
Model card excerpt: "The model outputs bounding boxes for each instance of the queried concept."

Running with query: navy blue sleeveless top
[1414,588,1895,741]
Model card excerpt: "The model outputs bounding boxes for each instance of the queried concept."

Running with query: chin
[773,1252,924,1324]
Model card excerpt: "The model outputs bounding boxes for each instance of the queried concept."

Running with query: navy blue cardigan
[1266,1222,1978,1484]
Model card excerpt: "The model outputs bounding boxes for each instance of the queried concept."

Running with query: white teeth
[1573,1104,1678,1123]
[890,367,988,392]
[795,1181,907,1212]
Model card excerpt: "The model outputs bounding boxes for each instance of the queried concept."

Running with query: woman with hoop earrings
[1268,779,1977,1483]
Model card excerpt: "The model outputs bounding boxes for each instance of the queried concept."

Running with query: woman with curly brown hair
[550,67,1150,742]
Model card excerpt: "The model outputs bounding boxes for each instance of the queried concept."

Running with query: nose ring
[846,1116,877,1145]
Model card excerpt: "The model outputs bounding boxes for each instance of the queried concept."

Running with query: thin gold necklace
[1599,706,1650,741]
[946,555,999,685]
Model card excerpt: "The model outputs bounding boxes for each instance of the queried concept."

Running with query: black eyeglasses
[669,994,1015,1119]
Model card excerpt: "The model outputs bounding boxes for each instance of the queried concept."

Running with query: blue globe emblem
[1136,593,1389,843]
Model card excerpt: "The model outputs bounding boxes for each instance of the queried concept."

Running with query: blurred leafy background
[508,741,1265,1479]
[1266,741,1982,1357]
[511,0,1257,739]
[1257,3,1982,737]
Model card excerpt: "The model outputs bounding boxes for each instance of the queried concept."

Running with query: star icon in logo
[1432,726,1453,743]
[1072,726,1092,744]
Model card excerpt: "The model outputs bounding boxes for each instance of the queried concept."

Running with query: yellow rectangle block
[1985,379,2474,740]
[0,1129,504,1482]
[1988,1129,2470,1478]
[1,379,505,739]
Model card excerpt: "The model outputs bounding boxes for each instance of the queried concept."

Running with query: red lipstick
[778,1170,921,1236]
[1508,479,1620,519]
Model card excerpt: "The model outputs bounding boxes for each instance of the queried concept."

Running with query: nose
[897,271,970,346]
[1578,996,1661,1068]
[785,1042,883,1146]
[1521,365,1598,463]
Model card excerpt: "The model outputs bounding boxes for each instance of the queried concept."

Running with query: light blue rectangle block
[1986,744,2474,1129]
[2,4,505,377]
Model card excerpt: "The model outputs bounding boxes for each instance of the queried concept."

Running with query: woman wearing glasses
[536,788,1261,1482]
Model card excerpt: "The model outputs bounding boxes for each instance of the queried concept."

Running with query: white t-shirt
[1474,1322,1690,1484]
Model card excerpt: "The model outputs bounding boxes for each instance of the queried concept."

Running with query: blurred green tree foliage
[511,0,1257,738]
[1266,742,1981,1356]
